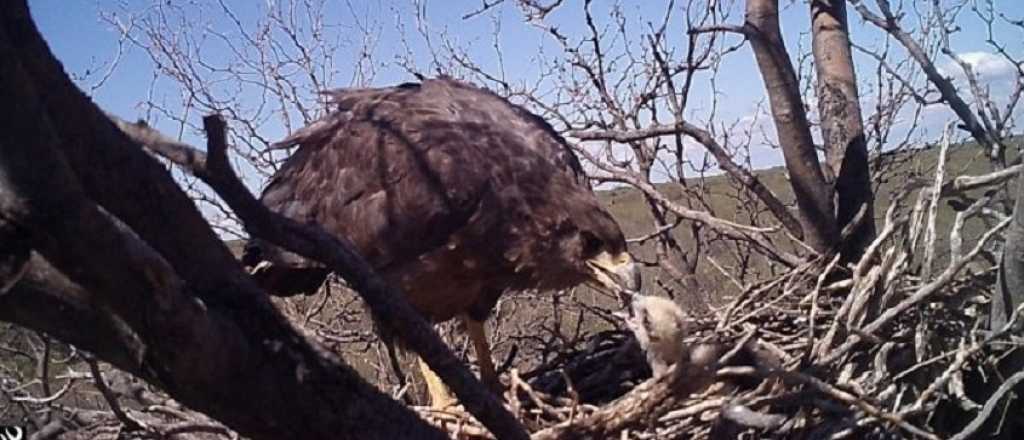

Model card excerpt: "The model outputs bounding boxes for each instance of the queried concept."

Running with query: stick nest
[414,217,1022,439]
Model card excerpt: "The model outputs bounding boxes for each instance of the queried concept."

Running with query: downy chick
[624,295,689,377]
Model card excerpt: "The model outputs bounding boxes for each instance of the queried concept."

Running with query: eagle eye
[581,231,604,256]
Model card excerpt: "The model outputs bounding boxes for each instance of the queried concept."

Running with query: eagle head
[551,197,640,302]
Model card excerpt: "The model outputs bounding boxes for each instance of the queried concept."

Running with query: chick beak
[585,251,641,306]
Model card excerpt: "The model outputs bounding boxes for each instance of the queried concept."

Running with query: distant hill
[597,139,1017,300]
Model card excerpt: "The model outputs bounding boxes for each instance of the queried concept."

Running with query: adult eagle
[243,77,639,405]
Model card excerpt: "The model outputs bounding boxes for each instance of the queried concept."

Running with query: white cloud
[939,51,1019,82]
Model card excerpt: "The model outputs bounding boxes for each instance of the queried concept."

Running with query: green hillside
[597,140,1017,302]
[225,139,1018,305]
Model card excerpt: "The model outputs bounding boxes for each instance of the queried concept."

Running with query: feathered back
[244,78,603,301]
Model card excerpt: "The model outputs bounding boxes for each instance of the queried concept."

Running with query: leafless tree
[2,0,1023,438]
[444,0,1019,311]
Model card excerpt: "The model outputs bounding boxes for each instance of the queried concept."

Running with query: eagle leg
[463,315,502,395]
[416,314,503,409]
[417,355,457,409]
[384,340,412,402]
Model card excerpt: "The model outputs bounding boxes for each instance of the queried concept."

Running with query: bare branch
[848,0,1003,161]
[948,369,1024,440]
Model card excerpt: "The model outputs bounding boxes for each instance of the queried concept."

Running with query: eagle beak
[585,251,641,306]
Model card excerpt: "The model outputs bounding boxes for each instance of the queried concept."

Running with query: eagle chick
[624,295,689,377]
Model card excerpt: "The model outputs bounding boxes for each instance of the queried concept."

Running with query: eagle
[243,77,639,406]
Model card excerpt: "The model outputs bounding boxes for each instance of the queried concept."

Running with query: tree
[3,0,1024,438]
[810,0,875,260]
[744,0,842,253]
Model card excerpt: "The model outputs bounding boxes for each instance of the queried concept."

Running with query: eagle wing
[245,78,584,295]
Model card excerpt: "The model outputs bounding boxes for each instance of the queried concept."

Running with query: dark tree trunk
[810,0,876,262]
[992,173,1024,332]
[0,2,448,438]
[986,170,1024,440]
[746,0,838,253]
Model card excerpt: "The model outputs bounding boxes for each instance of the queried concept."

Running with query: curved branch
[949,370,1024,440]
[570,121,804,240]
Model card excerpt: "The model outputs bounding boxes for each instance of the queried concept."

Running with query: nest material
[411,171,1024,439]
[414,250,1021,439]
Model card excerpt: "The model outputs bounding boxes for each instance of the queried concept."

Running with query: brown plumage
[243,77,639,404]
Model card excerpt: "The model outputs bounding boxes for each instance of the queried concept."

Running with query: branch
[462,0,506,20]
[570,143,803,266]
[847,0,999,158]
[570,123,701,144]
[941,164,1022,197]
[569,121,804,240]
[86,356,144,432]
[0,256,145,375]
[688,24,751,37]
[720,404,786,430]
[517,0,564,22]
[948,370,1024,440]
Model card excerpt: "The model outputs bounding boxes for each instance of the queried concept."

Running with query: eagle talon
[433,396,460,411]
[618,289,638,310]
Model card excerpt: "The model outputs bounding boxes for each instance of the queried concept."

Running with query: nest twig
[410,163,1022,439]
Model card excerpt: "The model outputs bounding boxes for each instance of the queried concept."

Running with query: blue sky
[28,0,1023,174]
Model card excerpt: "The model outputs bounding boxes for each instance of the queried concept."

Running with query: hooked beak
[585,251,641,306]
